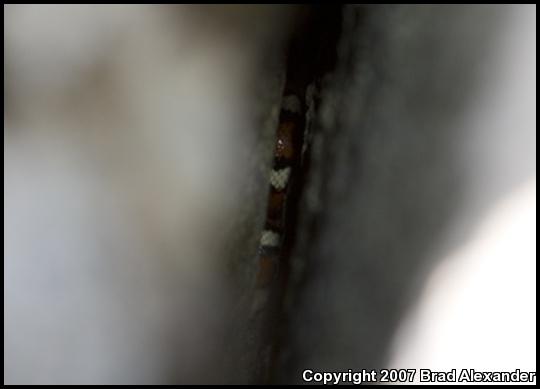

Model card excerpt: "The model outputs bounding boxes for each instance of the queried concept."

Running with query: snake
[255,87,312,289]
[248,6,342,383]
[254,6,341,292]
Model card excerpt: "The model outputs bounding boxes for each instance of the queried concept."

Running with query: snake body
[256,91,307,288]
[254,6,341,291]
[249,6,342,383]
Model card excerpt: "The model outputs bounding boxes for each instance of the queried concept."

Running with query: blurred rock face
[4,4,536,385]
[278,4,535,382]
[4,5,293,384]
